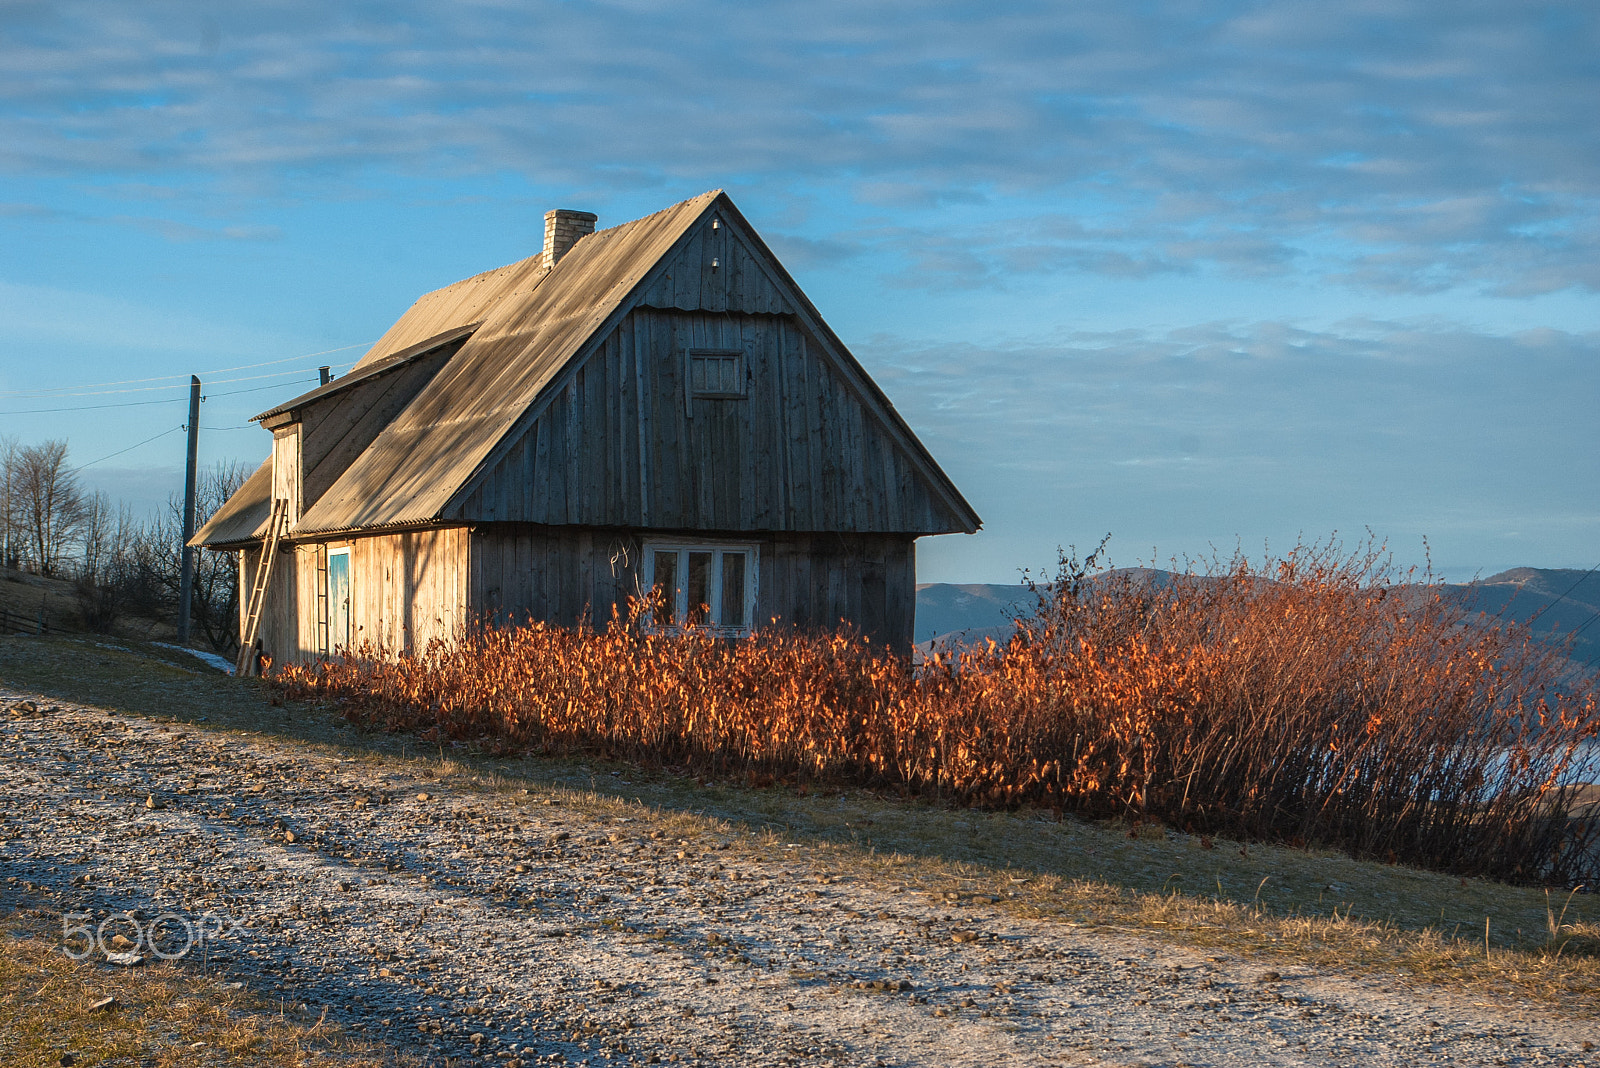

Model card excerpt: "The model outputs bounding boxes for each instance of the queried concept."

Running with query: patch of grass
[0,906,407,1067]
[0,569,86,637]
[0,634,353,747]
[7,633,1600,1014]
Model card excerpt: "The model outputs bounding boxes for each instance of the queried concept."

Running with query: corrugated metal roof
[255,323,482,422]
[348,257,545,374]
[292,190,722,536]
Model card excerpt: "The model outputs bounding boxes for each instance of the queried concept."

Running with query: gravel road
[3,690,1597,1067]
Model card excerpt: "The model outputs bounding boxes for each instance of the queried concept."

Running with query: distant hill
[915,566,1600,669]
[1442,568,1600,670]
[912,582,1035,645]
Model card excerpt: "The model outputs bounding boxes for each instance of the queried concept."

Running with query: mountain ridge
[915,566,1600,669]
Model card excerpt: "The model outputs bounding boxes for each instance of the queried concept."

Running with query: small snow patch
[154,643,234,675]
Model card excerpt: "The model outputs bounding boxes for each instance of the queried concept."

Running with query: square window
[687,349,745,399]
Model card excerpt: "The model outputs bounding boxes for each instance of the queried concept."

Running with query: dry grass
[522,777,1600,1012]
[273,538,1600,883]
[0,569,85,636]
[0,907,406,1068]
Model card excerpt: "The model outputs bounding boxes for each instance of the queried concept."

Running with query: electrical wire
[0,373,322,414]
[78,425,186,469]
[1524,562,1600,629]
[206,376,321,399]
[0,342,369,398]
[0,396,184,415]
[0,365,340,400]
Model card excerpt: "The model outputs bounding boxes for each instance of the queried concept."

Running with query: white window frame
[641,540,759,635]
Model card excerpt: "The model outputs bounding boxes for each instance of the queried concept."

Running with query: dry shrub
[269,538,1600,883]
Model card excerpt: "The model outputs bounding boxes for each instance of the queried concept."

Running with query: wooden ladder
[235,498,289,677]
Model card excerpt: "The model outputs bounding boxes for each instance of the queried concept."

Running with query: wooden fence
[0,605,45,635]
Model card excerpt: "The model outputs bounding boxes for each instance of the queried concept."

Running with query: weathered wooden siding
[271,426,301,525]
[634,213,793,315]
[471,526,643,630]
[239,540,298,667]
[759,533,916,654]
[451,308,963,534]
[248,527,470,665]
[342,527,470,655]
[469,525,915,653]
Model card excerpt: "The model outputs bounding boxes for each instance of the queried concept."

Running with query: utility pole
[177,375,201,645]
[319,365,332,385]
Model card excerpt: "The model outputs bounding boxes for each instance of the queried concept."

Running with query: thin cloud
[1,2,1596,294]
[860,318,1600,575]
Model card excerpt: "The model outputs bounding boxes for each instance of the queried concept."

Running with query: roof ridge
[415,250,543,300]
[588,189,722,241]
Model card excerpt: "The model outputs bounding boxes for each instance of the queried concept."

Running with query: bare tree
[79,490,118,582]
[75,490,136,632]
[110,461,248,651]
[12,440,85,575]
[0,434,18,570]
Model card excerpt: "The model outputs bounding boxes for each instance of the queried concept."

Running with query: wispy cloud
[1,2,1596,294]
[861,318,1600,572]
[1,200,280,241]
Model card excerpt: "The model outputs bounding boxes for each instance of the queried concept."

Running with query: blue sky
[1,0,1596,583]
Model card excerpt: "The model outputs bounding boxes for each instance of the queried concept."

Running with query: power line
[78,425,186,469]
[0,364,339,400]
[0,372,321,414]
[0,342,369,397]
[1525,562,1600,629]
[206,376,321,399]
[0,396,181,415]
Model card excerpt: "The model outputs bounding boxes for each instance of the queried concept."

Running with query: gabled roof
[195,189,980,547]
[295,191,724,536]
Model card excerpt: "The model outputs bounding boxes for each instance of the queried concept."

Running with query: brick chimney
[544,209,597,269]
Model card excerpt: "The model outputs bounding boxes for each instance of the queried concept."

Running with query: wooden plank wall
[758,533,915,654]
[634,215,792,314]
[271,426,301,525]
[241,540,300,668]
[250,527,913,660]
[343,527,469,655]
[471,525,644,631]
[469,525,915,654]
[249,527,470,665]
[453,308,961,535]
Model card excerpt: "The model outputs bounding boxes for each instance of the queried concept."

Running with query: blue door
[327,549,351,653]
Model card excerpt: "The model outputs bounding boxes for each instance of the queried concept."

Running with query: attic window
[687,349,745,399]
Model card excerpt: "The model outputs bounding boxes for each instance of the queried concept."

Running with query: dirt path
[3,691,1596,1068]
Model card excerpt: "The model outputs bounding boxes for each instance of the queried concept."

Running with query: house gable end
[445,200,979,535]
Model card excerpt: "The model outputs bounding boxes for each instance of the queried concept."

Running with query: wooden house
[193,191,980,671]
